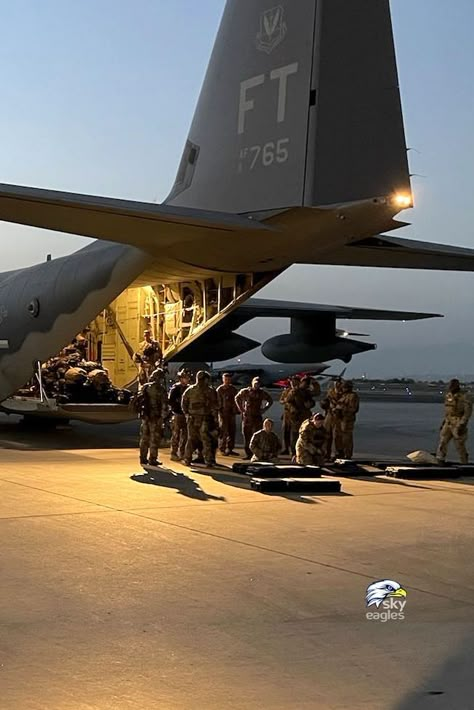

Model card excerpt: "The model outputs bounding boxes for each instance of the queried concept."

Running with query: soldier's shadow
[195,467,323,504]
[131,467,226,502]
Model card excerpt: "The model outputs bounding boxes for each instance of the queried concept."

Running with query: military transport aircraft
[1,0,474,414]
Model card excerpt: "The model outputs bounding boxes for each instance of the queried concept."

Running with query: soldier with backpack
[134,368,169,467]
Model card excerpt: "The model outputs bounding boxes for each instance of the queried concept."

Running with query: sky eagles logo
[366,580,407,608]
[256,6,287,54]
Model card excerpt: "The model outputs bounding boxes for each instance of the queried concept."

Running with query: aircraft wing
[314,234,474,271]
[232,298,442,323]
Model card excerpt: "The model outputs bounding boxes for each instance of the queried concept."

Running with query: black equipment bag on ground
[250,477,341,493]
[237,464,323,478]
[385,466,462,480]
[325,461,377,477]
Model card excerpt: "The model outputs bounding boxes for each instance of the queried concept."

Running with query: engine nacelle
[262,334,376,364]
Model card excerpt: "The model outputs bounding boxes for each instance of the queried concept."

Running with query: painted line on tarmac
[0,509,114,522]
[0,439,31,449]
[117,508,474,609]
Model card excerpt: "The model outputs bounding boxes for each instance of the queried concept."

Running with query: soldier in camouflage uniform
[168,369,191,461]
[216,372,239,456]
[285,376,316,454]
[279,376,300,454]
[235,377,273,460]
[295,413,328,466]
[437,378,472,464]
[321,377,344,459]
[250,419,281,463]
[138,368,168,467]
[336,380,360,459]
[133,330,163,385]
[182,371,219,467]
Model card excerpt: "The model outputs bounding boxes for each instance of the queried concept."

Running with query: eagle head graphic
[366,580,407,608]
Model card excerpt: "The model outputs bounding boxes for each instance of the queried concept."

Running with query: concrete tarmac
[1,407,474,709]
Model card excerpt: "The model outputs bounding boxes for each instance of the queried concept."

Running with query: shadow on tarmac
[193,466,352,504]
[342,475,437,491]
[395,634,474,709]
[130,468,226,502]
[354,473,474,490]
[0,415,139,450]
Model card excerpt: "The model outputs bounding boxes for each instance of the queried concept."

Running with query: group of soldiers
[136,357,362,469]
[137,368,276,468]
[280,375,360,462]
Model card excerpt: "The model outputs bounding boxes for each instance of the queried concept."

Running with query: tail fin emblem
[256,5,287,54]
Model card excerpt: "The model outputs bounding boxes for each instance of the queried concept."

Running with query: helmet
[196,370,211,382]
[178,368,192,378]
[149,368,166,383]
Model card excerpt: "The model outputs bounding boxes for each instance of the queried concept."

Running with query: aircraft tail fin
[166,0,411,214]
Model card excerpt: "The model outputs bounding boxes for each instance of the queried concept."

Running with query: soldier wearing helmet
[235,376,273,460]
[138,368,168,467]
[336,380,360,459]
[321,377,345,460]
[437,378,472,464]
[168,368,191,461]
[285,375,316,454]
[279,375,300,455]
[133,329,163,385]
[295,412,328,466]
[182,371,219,467]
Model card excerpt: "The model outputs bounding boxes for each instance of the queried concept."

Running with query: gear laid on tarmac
[372,459,449,469]
[232,461,274,474]
[250,477,342,494]
[325,460,378,477]
[384,466,463,480]
[233,462,324,478]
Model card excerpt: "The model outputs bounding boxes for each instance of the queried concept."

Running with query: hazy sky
[1,0,473,377]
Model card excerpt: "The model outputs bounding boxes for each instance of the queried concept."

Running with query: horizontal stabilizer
[317,235,474,272]
[0,183,269,248]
